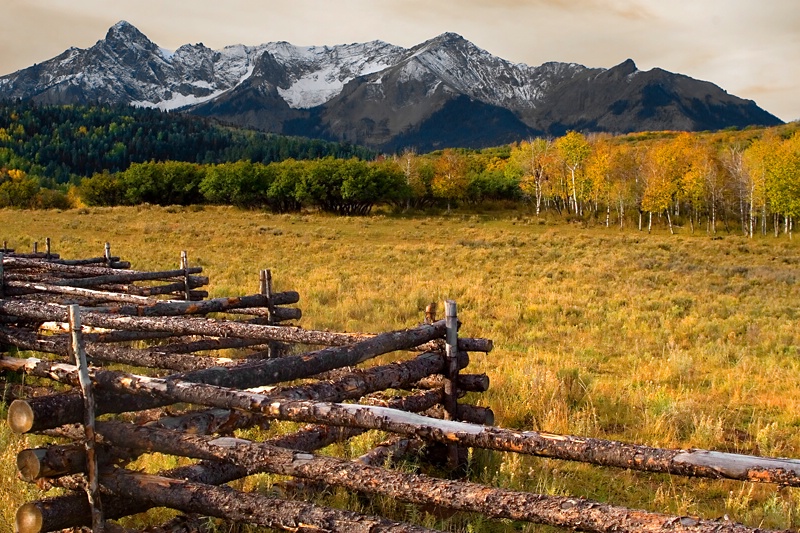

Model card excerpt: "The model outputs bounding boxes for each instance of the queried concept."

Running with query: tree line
[2,100,800,237]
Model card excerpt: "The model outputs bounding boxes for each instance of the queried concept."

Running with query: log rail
[0,241,794,533]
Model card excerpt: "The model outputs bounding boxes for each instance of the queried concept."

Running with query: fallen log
[94,422,787,533]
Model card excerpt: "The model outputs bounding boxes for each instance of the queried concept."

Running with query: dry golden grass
[2,205,800,531]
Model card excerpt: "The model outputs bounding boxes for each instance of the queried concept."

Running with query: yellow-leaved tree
[431,148,468,213]
[506,138,554,215]
[555,131,591,215]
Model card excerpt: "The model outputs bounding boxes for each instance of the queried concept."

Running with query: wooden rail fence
[0,241,797,533]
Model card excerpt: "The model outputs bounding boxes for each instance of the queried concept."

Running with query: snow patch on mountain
[132,89,228,111]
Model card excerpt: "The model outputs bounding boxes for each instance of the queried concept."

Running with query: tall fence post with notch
[181,251,191,301]
[0,252,5,299]
[444,299,461,469]
[68,304,104,532]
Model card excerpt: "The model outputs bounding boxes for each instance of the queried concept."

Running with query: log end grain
[15,503,43,533]
[16,449,46,482]
[8,399,35,434]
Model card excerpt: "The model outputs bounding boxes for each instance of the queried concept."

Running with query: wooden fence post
[32,241,38,255]
[68,304,104,532]
[104,242,112,268]
[45,238,51,261]
[260,269,274,324]
[180,251,190,301]
[0,252,5,299]
[443,300,462,470]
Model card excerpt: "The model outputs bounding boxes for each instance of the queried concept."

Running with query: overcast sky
[2,0,797,122]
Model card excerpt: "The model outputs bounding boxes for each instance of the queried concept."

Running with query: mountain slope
[0,21,783,150]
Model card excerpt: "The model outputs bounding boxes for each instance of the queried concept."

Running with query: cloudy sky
[2,0,797,121]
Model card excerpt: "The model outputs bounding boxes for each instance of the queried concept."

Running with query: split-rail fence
[0,240,798,533]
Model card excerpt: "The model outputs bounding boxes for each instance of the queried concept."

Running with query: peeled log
[93,423,786,533]
[15,351,798,490]
[14,392,445,532]
[3,321,446,432]
[0,299,430,347]
[0,325,239,372]
[100,468,438,533]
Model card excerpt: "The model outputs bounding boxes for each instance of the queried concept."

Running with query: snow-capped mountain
[0,21,782,150]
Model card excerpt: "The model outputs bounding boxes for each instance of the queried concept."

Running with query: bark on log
[424,404,495,426]
[12,353,800,489]
[93,423,788,533]
[100,468,439,533]
[0,299,417,347]
[3,324,447,432]
[0,325,240,372]
[14,392,446,532]
[413,373,490,393]
[15,390,444,482]
[2,256,201,277]
[356,437,426,466]
[70,294,296,318]
[91,282,207,298]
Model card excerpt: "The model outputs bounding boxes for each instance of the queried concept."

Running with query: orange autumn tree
[584,135,615,226]
[641,133,693,234]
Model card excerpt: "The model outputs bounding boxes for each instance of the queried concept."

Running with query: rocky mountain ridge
[0,21,782,150]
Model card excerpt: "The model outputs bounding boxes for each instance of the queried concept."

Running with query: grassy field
[2,205,800,531]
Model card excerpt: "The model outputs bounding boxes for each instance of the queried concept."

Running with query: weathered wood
[102,468,439,533]
[67,305,104,532]
[14,391,446,532]
[23,349,788,490]
[424,403,495,426]
[94,423,787,533]
[13,353,798,488]
[0,325,239,372]
[0,299,418,347]
[2,256,200,277]
[17,443,136,482]
[413,373,490,393]
[3,322,450,433]
[1,343,450,434]
[16,408,269,481]
[356,436,425,466]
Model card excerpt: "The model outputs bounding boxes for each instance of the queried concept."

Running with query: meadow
[2,205,800,531]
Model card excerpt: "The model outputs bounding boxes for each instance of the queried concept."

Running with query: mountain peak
[0,28,783,149]
[611,58,637,76]
[105,20,151,44]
